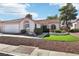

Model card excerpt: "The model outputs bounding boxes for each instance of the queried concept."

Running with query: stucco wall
[55,23,60,29]
[75,22,79,29]
[29,20,35,33]
[36,24,41,28]
[70,22,79,29]
[19,19,25,31]
[70,23,76,29]
[0,23,3,32]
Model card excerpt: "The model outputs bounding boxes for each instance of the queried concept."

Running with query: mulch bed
[0,36,79,54]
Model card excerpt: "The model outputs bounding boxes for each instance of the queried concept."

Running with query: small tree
[59,3,77,32]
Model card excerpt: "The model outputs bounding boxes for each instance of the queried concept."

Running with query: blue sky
[27,3,59,19]
[0,3,79,20]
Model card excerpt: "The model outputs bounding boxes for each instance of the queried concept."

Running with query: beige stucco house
[0,14,59,34]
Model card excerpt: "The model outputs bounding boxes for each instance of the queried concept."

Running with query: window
[51,24,56,30]
[24,24,29,29]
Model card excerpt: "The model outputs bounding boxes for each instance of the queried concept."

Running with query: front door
[42,25,49,33]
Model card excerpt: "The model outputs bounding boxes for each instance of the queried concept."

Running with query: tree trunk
[65,20,70,33]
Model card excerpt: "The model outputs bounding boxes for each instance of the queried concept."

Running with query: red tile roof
[0,18,59,25]
[34,19,59,25]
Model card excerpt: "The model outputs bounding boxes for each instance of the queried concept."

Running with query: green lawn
[44,35,79,42]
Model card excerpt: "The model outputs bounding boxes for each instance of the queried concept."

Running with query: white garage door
[4,24,20,33]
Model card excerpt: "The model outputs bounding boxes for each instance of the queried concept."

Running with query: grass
[44,35,79,42]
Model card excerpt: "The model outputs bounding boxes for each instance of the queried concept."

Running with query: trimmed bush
[41,25,49,33]
[34,28,43,35]
[44,34,50,37]
[21,29,26,34]
[69,29,79,33]
[55,30,62,33]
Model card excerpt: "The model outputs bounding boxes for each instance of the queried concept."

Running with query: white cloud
[29,12,38,18]
[35,18,46,20]
[0,0,52,3]
[49,3,58,6]
[0,3,28,17]
[49,3,79,10]
[72,4,79,10]
[0,3,38,20]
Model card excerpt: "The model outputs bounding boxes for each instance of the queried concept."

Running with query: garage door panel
[4,24,20,33]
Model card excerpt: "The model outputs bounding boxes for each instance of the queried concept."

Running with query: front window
[24,24,29,29]
[51,24,56,30]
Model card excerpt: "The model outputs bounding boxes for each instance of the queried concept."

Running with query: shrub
[43,28,49,33]
[21,29,26,34]
[44,34,50,37]
[34,28,43,35]
[55,30,62,33]
[41,26,49,32]
[69,29,79,33]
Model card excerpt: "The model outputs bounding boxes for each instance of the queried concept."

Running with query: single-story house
[0,14,59,34]
[70,19,79,29]
[0,14,79,34]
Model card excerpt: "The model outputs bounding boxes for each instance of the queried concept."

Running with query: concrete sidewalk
[0,33,42,39]
[0,43,78,56]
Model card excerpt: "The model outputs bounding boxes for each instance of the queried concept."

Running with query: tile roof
[34,19,59,25]
[2,18,24,23]
[0,18,59,24]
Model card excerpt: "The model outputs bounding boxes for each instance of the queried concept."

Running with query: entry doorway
[42,25,49,33]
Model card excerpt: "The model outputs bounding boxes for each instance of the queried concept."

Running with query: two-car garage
[3,24,20,33]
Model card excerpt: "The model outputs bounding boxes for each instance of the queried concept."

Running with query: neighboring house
[70,19,79,29]
[60,19,79,30]
[0,14,59,34]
